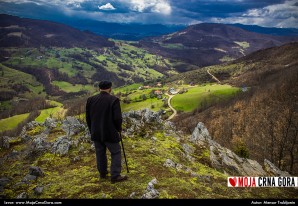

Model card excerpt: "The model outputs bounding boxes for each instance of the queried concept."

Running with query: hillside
[0,110,297,199]
[0,14,114,49]
[65,19,185,41]
[0,15,199,127]
[140,23,298,68]
[172,43,298,175]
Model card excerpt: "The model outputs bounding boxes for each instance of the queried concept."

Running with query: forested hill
[172,42,298,175]
[140,23,298,67]
[0,14,114,49]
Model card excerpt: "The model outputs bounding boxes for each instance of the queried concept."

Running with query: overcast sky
[1,0,298,28]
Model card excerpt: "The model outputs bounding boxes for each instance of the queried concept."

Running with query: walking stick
[120,132,129,173]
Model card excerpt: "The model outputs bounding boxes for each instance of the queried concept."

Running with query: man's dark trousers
[94,141,121,179]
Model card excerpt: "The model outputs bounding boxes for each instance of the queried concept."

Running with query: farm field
[0,101,63,133]
[0,113,29,132]
[52,81,96,93]
[115,83,240,115]
[171,84,240,112]
[35,101,64,123]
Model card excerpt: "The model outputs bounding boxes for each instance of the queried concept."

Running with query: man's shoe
[100,171,109,179]
[111,175,128,184]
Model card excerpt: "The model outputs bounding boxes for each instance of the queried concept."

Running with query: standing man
[86,80,128,183]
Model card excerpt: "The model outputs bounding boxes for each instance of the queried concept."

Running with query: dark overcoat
[86,91,122,142]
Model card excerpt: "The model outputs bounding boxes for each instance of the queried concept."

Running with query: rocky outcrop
[31,133,51,153]
[123,109,163,124]
[27,121,42,129]
[0,177,10,194]
[16,192,27,199]
[190,122,289,176]
[141,178,159,199]
[62,116,85,136]
[33,186,44,195]
[123,109,164,137]
[22,166,44,184]
[51,136,71,156]
[264,159,290,177]
[29,166,44,177]
[44,118,57,129]
[0,137,10,149]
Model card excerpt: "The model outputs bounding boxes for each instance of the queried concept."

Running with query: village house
[156,83,162,87]
[169,88,178,95]
[154,90,163,95]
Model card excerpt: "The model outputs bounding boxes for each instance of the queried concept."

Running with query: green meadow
[171,84,240,112]
[0,113,29,132]
[35,101,63,123]
[113,83,142,94]
[121,98,165,112]
[52,81,96,93]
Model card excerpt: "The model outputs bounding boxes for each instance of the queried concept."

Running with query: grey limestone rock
[16,192,27,199]
[29,166,44,177]
[51,136,71,156]
[191,122,270,176]
[141,178,159,199]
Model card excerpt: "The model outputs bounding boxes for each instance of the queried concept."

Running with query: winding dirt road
[207,69,221,84]
[166,93,177,121]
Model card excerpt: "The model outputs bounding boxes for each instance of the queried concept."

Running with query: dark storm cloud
[0,0,297,28]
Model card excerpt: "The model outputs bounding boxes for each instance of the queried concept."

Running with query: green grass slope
[171,84,240,112]
[0,113,29,132]
[1,117,297,199]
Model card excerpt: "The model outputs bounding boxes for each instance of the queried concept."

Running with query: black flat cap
[98,80,112,89]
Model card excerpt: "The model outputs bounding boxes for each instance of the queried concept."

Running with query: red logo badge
[228,177,237,187]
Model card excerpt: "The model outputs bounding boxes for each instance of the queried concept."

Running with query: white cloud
[243,0,298,19]
[210,0,298,28]
[98,3,116,10]
[0,0,42,5]
[125,0,172,15]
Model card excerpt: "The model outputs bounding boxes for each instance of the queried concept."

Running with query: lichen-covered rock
[182,143,195,161]
[164,121,176,130]
[0,177,10,187]
[129,192,136,198]
[191,122,267,176]
[29,166,44,177]
[33,186,43,195]
[62,116,85,136]
[21,134,31,143]
[123,109,164,137]
[44,117,57,129]
[142,178,159,199]
[0,177,10,192]
[182,143,194,156]
[16,192,27,199]
[27,121,41,129]
[32,134,51,153]
[0,136,10,149]
[190,122,211,145]
[143,108,162,123]
[175,163,184,171]
[22,174,37,182]
[163,159,176,168]
[51,136,71,156]
[264,159,290,176]
[73,156,81,162]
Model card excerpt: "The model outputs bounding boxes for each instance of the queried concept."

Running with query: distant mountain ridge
[230,24,298,37]
[0,14,114,48]
[140,23,298,67]
[170,42,298,174]
[62,19,185,41]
